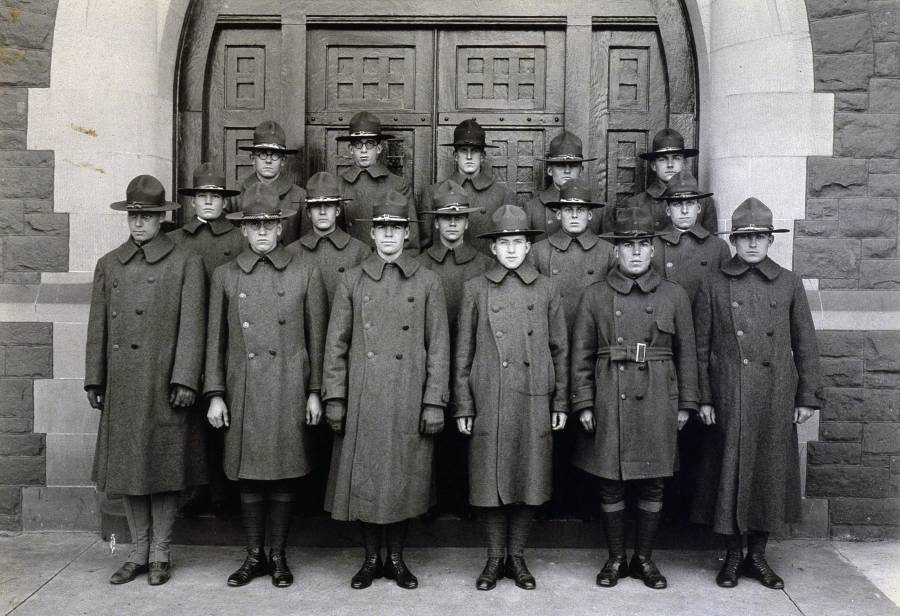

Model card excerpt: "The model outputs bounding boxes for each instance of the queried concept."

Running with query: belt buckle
[635,342,647,363]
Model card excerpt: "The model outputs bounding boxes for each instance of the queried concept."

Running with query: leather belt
[596,343,672,363]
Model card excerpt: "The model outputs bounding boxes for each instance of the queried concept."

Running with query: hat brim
[178,187,241,197]
[535,156,597,163]
[440,141,501,149]
[477,229,544,240]
[304,197,352,205]
[238,145,299,154]
[335,134,399,142]
[598,231,666,241]
[357,217,421,224]
[638,147,699,161]
[719,226,790,235]
[664,191,714,202]
[544,200,606,210]
[225,208,297,221]
[110,201,180,212]
[422,207,481,216]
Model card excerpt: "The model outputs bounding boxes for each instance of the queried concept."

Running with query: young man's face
[454,146,483,176]
[349,138,383,169]
[666,199,701,230]
[242,219,282,254]
[371,222,408,258]
[307,202,340,234]
[252,150,284,180]
[615,238,654,276]
[193,191,226,221]
[731,232,773,265]
[547,162,582,188]
[127,212,163,243]
[491,234,531,270]
[649,153,684,183]
[435,214,468,244]
[556,205,592,236]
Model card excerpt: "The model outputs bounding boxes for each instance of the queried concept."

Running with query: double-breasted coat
[523,186,604,236]
[286,227,371,303]
[454,262,569,507]
[204,246,328,481]
[690,256,824,534]
[239,173,308,246]
[84,234,207,495]
[416,242,493,338]
[424,173,514,255]
[651,225,731,301]
[599,179,719,235]
[323,253,450,524]
[168,216,245,278]
[570,267,699,480]
[338,163,419,249]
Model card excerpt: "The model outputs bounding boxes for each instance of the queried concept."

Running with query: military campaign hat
[357,190,420,224]
[722,197,789,235]
[662,170,713,201]
[600,205,665,241]
[226,183,296,221]
[544,177,606,209]
[536,130,596,163]
[238,120,299,154]
[421,180,480,216]
[335,111,397,142]
[177,162,241,197]
[477,204,543,240]
[441,118,499,149]
[304,171,352,205]
[110,175,180,212]
[638,128,699,161]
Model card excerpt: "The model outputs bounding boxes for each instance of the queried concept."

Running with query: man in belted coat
[422,119,514,253]
[417,180,492,516]
[323,191,450,590]
[454,204,569,592]
[524,130,601,236]
[570,206,698,590]
[600,128,718,234]
[84,175,207,586]
[204,184,328,588]
[337,111,419,249]
[237,120,307,245]
[169,162,244,519]
[691,197,823,590]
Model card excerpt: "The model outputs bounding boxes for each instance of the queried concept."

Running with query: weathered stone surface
[870,78,900,112]
[0,165,51,198]
[863,422,900,453]
[0,199,23,233]
[1,236,67,271]
[832,524,900,540]
[811,13,873,54]
[793,238,860,278]
[24,212,67,235]
[838,198,898,237]
[822,387,899,422]
[0,128,25,149]
[0,433,44,456]
[0,271,40,283]
[869,173,900,197]
[795,220,839,237]
[863,331,900,369]
[805,198,839,219]
[0,47,50,87]
[860,259,900,288]
[0,417,32,433]
[0,322,50,344]
[820,421,863,442]
[0,454,44,485]
[871,0,900,42]
[821,357,865,387]
[834,113,900,158]
[831,497,900,524]
[875,42,900,75]
[807,157,868,197]
[4,346,51,377]
[867,371,900,389]
[807,0,868,19]
[0,149,51,167]
[893,456,900,473]
[0,486,20,515]
[818,278,859,289]
[21,198,50,214]
[862,238,897,259]
[0,87,25,129]
[0,7,54,50]
[807,464,890,497]
[0,377,32,417]
[833,92,868,111]
[814,54,874,91]
[808,441,862,465]
[862,453,892,467]
[870,158,900,173]
[0,513,21,531]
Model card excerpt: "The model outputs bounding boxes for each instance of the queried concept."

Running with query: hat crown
[372,190,411,221]
[488,204,532,235]
[433,180,470,209]
[252,120,287,148]
[546,131,585,159]
[348,111,384,136]
[611,206,656,237]
[663,170,702,197]
[125,175,167,207]
[452,119,488,147]
[305,171,341,200]
[731,197,774,231]
[241,183,281,216]
[649,128,687,154]
[191,162,227,190]
[557,177,594,203]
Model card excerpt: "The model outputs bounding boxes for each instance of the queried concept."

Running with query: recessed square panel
[225,46,265,110]
[456,46,546,110]
[325,45,416,110]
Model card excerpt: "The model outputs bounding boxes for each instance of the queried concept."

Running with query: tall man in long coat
[691,197,823,590]
[323,191,450,590]
[85,175,207,586]
[417,180,492,516]
[205,184,329,588]
[570,207,698,590]
[455,204,569,592]
[337,111,419,249]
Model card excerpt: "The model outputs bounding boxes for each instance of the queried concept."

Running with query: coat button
[495,331,503,338]
[395,353,403,360]
[587,269,594,275]
[620,393,626,400]
[277,290,285,296]
[112,280,118,288]
[551,269,559,275]
[615,310,622,317]
[770,301,777,307]
[225,250,232,256]
[239,292,247,299]
[742,358,749,365]
[112,344,119,351]
[524,360,530,367]
[364,323,372,329]
[616,336,624,343]
[767,331,774,337]
[492,305,500,313]
[131,343,139,349]
[407,297,415,302]
[364,295,370,302]
[666,262,674,268]
[147,276,155,283]
[701,260,708,266]
[278,318,285,325]
[527,329,533,336]
[737,330,744,337]
[111,311,117,318]
[338,266,345,272]
[731,301,739,308]
[269,350,277,356]
[618,365,625,371]
[242,322,250,329]
[402,325,409,331]
[527,304,534,310]
[762,361,771,367]
[248,352,255,359]
[135,308,143,315]
[367,351,374,359]
[645,306,654,313]
[502,360,509,367]
[636,394,644,400]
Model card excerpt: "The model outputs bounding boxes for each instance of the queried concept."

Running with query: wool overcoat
[286,228,371,303]
[423,173,514,254]
[599,178,719,235]
[168,216,245,278]
[416,242,493,337]
[651,225,732,301]
[338,163,419,249]
[323,252,450,524]
[570,267,699,480]
[239,173,308,245]
[84,234,207,496]
[523,185,603,236]
[454,262,569,507]
[204,246,328,481]
[690,256,824,534]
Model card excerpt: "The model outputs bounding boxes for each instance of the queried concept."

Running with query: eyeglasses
[350,139,379,151]
[245,220,279,231]
[253,150,284,162]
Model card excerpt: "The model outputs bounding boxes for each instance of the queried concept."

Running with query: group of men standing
[84,113,824,596]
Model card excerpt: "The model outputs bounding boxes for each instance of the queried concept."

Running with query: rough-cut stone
[814,54,874,91]
[1,236,67,271]
[0,486,20,515]
[0,87,26,129]
[0,271,40,284]
[0,454,44,486]
[21,198,51,214]
[831,497,900,524]
[832,524,900,540]
[867,371,900,389]
[871,0,900,42]
[0,322,51,344]
[0,128,25,149]
[810,13,873,54]
[795,220,839,237]
[860,259,900,289]
[833,92,868,111]
[875,42,900,75]
[863,332,900,369]
[863,422,900,453]
[0,199,23,233]
[0,47,50,87]
[870,78,900,112]
[0,150,51,167]
[834,113,900,158]
[807,157,868,197]
[808,441,862,465]
[819,278,859,289]
[0,433,44,456]
[0,7,55,50]
[862,238,897,259]
[0,513,20,531]
[821,357,865,387]
[870,158,900,174]
[807,464,890,498]
[793,238,860,278]
[24,212,67,235]
[0,417,32,433]
[0,165,51,198]
[862,453,892,467]
[893,456,900,473]
[820,421,863,442]
[822,387,899,422]
[805,199,839,219]
[0,377,32,418]
[807,0,868,19]
[4,346,51,377]
[838,198,898,237]
[869,173,900,197]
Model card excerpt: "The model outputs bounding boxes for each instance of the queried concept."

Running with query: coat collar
[449,170,495,192]
[115,233,175,265]
[242,171,295,198]
[425,241,479,265]
[721,255,782,281]
[299,227,352,251]
[341,162,391,184]
[538,185,560,204]
[645,177,667,199]
[361,251,419,280]
[606,265,662,294]
[659,224,710,245]
[181,216,236,236]
[548,228,600,251]
[484,260,540,285]
[236,245,293,273]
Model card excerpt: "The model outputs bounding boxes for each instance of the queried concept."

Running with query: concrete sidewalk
[2,533,898,616]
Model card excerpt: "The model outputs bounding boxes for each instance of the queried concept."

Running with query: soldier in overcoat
[237,120,307,245]
[417,180,492,516]
[690,197,823,590]
[84,175,207,586]
[454,204,569,591]
[570,207,698,590]
[337,111,419,249]
[204,184,328,588]
[322,191,450,590]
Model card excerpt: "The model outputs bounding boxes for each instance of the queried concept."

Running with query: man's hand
[579,409,595,432]
[306,392,323,426]
[551,412,567,431]
[457,417,473,435]
[170,385,196,408]
[678,410,690,431]
[207,396,229,428]
[325,401,346,434]
[86,387,104,411]
[698,404,716,426]
[794,406,816,424]
[420,405,444,435]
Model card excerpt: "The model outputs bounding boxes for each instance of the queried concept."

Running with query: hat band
[652,146,684,154]
[731,224,774,232]
[243,210,283,219]
[195,184,226,191]
[619,229,653,236]
[667,191,700,198]
[349,131,380,137]
[559,198,589,204]
[307,196,342,202]
[125,201,161,209]
[436,204,468,211]
[548,154,583,160]
[372,214,408,223]
[252,142,287,150]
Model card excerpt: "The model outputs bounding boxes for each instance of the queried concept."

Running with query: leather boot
[505,555,536,590]
[743,531,784,589]
[148,562,171,586]
[630,509,667,589]
[716,549,743,588]
[597,509,628,588]
[384,553,418,589]
[269,550,293,588]
[476,557,504,591]
[109,562,148,585]
[350,554,383,589]
[227,548,268,587]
